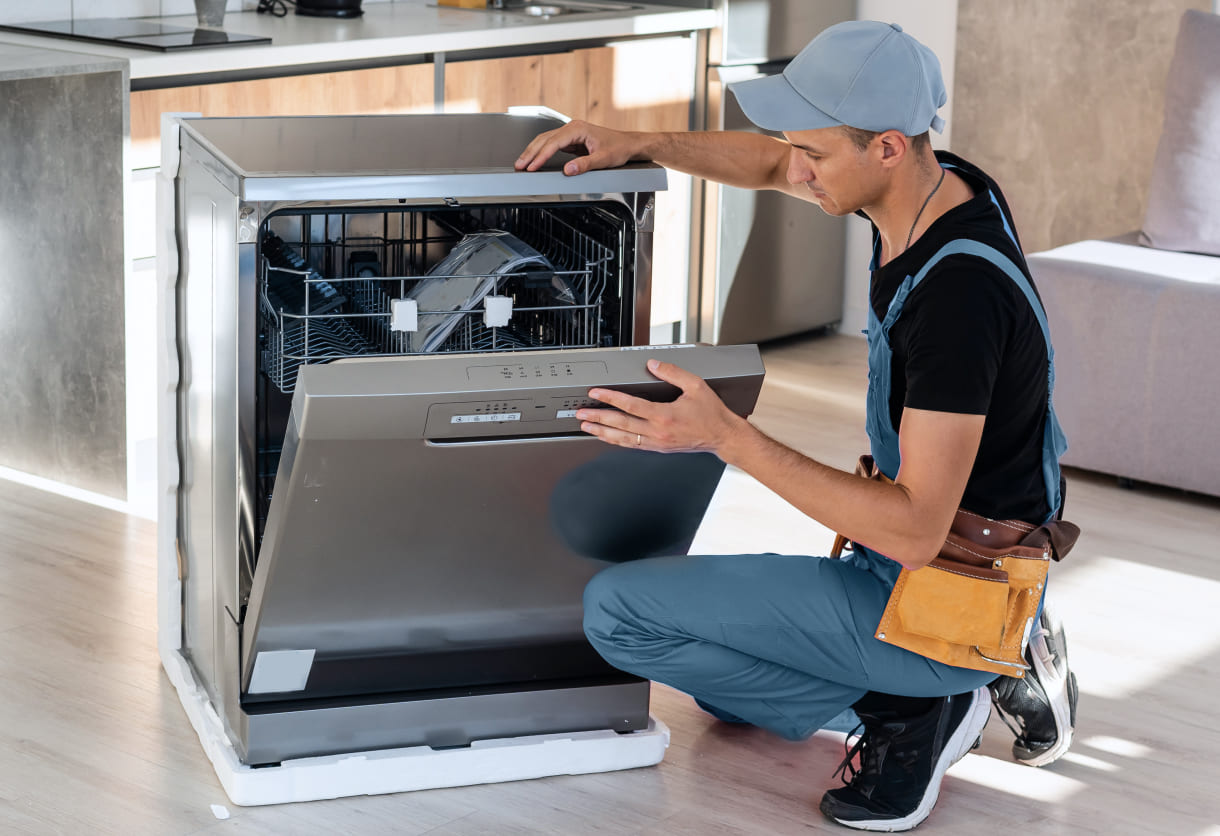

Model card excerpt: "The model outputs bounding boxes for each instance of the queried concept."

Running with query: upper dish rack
[258,205,623,394]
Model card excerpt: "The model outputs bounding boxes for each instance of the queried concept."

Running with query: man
[516,20,1076,831]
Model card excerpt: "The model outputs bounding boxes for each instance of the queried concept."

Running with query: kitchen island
[0,1,715,513]
[0,44,129,501]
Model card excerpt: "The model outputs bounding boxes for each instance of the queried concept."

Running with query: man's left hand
[576,359,746,456]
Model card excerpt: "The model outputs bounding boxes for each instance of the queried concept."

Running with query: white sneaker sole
[1016,624,1074,767]
[833,686,992,832]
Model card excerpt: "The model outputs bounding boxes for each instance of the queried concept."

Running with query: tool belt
[831,455,1079,678]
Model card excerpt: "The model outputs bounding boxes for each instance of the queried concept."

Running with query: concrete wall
[0,49,128,497]
[952,0,1209,255]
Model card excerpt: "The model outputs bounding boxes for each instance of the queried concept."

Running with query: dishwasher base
[162,648,669,806]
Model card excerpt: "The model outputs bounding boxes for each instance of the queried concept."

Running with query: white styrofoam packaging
[161,648,669,806]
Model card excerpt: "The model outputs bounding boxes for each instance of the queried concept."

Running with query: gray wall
[0,65,127,497]
[952,0,1208,254]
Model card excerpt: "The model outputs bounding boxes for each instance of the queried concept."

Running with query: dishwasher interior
[253,201,633,549]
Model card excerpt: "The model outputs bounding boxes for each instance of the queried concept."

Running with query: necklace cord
[905,167,947,251]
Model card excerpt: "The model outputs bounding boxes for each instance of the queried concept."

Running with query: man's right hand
[515,120,644,176]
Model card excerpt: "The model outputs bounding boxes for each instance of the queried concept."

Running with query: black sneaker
[819,686,990,832]
[989,601,1078,767]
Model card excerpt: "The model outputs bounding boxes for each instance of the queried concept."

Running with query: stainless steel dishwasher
[156,113,766,775]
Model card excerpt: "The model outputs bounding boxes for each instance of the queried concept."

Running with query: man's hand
[575,359,748,456]
[515,120,644,176]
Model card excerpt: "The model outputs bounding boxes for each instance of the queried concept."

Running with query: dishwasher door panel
[242,430,726,700]
[247,436,612,659]
[238,345,761,703]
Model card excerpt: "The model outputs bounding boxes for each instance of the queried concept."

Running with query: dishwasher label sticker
[451,412,522,424]
[248,649,315,694]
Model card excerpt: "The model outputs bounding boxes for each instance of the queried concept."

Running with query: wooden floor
[2,333,1219,834]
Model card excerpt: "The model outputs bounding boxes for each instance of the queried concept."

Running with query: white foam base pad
[162,649,669,806]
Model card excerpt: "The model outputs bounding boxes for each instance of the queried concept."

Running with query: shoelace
[833,717,898,788]
[990,689,1028,742]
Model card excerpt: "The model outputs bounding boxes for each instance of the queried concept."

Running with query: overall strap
[887,238,1066,519]
[902,240,1054,349]
[940,161,1022,251]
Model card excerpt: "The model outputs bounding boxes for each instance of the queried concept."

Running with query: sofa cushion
[1141,9,1220,256]
[1037,237,1220,285]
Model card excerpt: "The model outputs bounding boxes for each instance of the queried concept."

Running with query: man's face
[781,126,880,216]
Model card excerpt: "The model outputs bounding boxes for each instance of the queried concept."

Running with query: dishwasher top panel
[176,113,668,202]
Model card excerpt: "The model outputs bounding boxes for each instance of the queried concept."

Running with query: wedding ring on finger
[635,433,642,447]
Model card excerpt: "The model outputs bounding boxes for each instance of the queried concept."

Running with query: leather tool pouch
[831,455,1080,678]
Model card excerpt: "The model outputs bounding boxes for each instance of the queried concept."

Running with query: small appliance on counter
[294,0,364,16]
[158,111,766,804]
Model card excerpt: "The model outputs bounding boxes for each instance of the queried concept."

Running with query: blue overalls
[582,174,1068,741]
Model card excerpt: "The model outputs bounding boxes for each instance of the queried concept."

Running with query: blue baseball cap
[729,21,947,136]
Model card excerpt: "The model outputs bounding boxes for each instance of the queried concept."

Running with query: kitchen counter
[0,1,716,87]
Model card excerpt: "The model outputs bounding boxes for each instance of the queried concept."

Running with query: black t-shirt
[868,152,1051,524]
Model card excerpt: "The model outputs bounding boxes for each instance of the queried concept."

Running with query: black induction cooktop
[0,18,272,51]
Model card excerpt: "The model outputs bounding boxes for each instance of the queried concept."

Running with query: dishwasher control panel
[466,360,608,385]
[424,390,644,440]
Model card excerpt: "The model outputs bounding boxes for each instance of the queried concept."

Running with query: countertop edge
[0,41,128,81]
[0,7,718,85]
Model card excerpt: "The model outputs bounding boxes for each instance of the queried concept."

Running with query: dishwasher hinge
[237,205,258,243]
[637,195,655,229]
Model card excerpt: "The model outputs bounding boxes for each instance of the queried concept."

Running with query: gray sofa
[1025,9,1220,498]
[1029,236,1220,496]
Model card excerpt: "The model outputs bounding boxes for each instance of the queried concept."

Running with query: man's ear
[876,130,909,168]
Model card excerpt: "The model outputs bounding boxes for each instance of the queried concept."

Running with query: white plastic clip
[484,295,513,328]
[391,298,418,332]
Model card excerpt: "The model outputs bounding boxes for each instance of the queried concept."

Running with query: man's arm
[723,406,983,569]
[577,359,983,570]
[515,119,810,199]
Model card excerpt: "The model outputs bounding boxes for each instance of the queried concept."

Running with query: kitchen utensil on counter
[195,0,227,27]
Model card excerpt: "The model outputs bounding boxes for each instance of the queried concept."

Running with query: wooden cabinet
[443,37,697,332]
[129,62,435,169]
[442,39,694,131]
